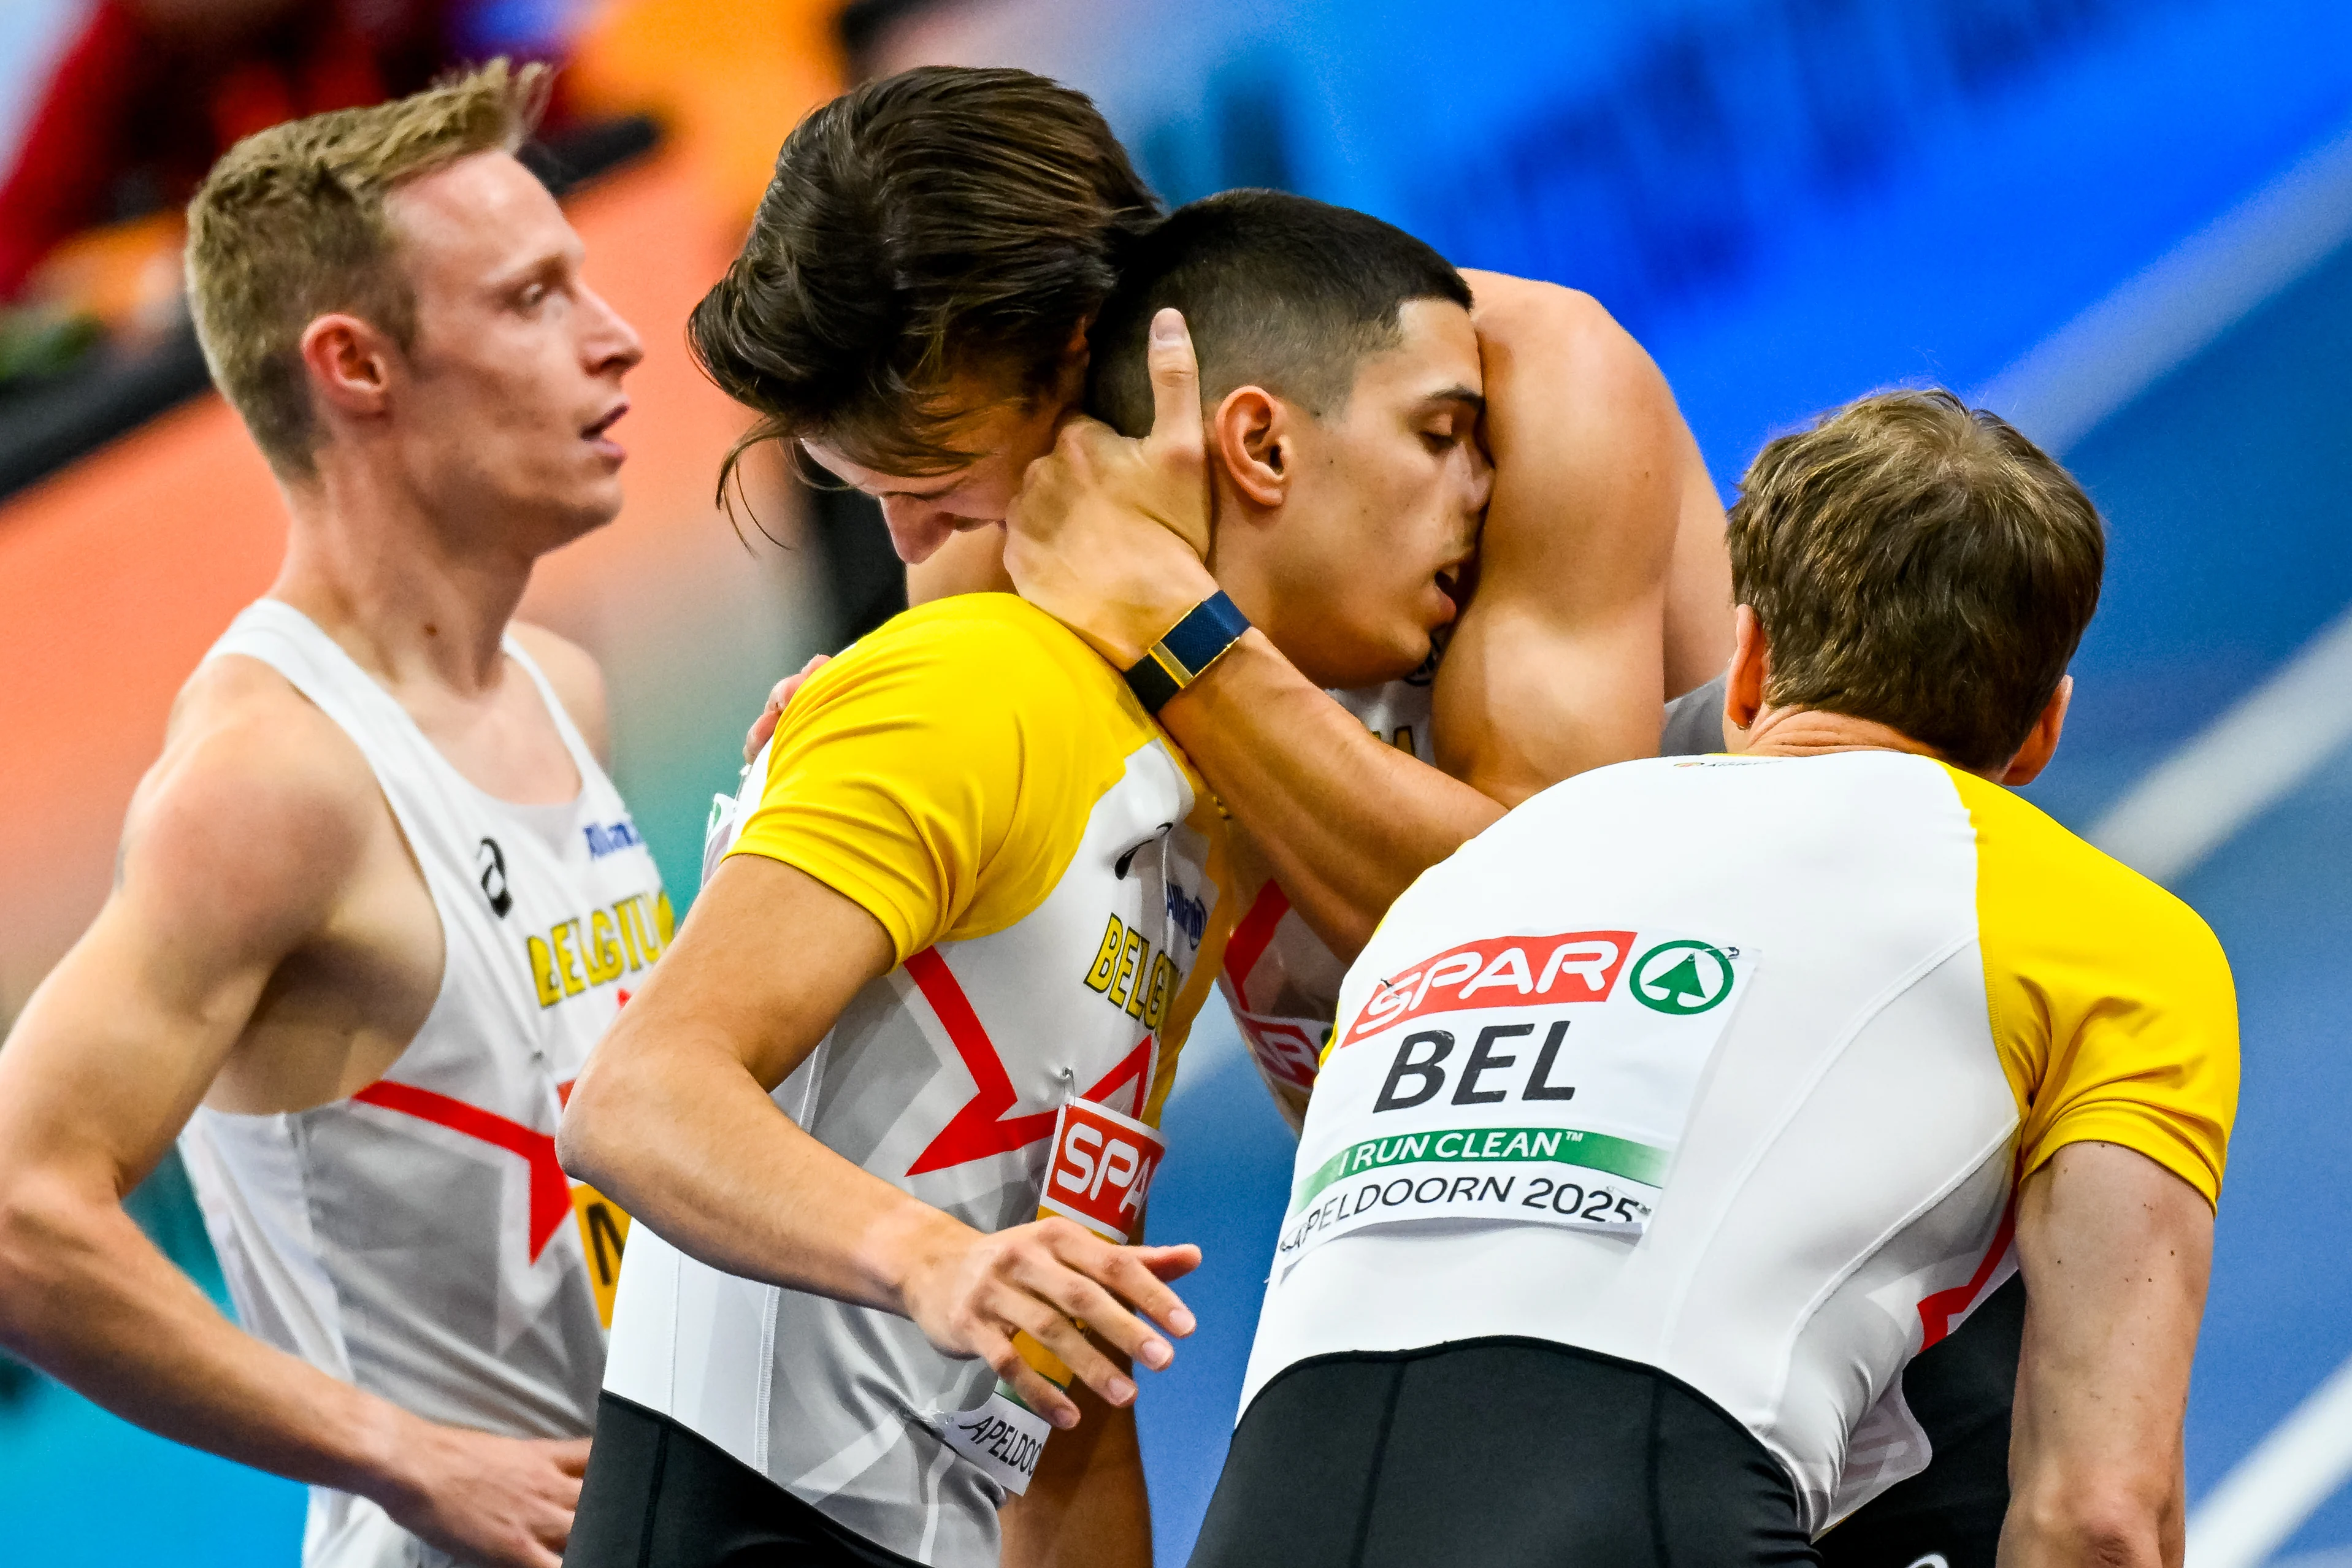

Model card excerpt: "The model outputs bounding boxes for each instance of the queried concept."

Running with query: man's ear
[1998,674,2072,786]
[299,312,400,424]
[1722,603,1768,747]
[1209,385,1289,509]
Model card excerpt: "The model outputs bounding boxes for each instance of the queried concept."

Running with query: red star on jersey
[903,947,1156,1176]
[352,1080,571,1261]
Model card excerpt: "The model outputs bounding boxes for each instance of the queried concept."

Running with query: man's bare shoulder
[1461,273,1668,407]
[128,657,388,939]
[508,621,611,765]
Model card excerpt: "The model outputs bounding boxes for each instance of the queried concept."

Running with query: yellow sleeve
[726,596,1146,965]
[1950,768,2240,1207]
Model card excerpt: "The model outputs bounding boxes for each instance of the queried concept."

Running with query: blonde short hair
[186,59,551,476]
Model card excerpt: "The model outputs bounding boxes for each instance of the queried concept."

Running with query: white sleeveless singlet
[177,600,670,1568]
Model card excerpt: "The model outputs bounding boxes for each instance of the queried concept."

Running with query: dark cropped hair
[689,66,1160,488]
[1087,189,1473,437]
[1727,389,2105,771]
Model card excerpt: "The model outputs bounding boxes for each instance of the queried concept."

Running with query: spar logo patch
[1631,939,1735,1015]
[1344,931,1635,1044]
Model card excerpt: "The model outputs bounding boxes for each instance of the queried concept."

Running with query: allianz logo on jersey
[1165,882,1206,947]
[583,817,645,859]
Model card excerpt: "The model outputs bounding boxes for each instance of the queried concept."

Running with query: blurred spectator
[0,0,589,378]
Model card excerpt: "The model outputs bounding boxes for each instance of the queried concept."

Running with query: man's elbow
[0,1165,104,1347]
[554,1063,626,1193]
[2010,1476,2179,1568]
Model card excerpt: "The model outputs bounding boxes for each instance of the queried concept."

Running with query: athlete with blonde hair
[0,64,652,1568]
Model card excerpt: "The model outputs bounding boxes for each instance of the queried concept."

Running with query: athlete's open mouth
[1434,565,1463,616]
[583,402,630,443]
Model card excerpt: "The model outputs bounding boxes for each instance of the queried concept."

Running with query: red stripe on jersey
[1917,1201,2018,1351]
[351,1081,572,1262]
[903,947,1060,1176]
[1222,882,1292,1011]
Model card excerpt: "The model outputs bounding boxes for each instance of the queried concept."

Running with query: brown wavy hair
[689,66,1161,495]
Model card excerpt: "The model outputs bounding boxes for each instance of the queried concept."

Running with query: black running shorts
[1187,1337,1820,1568]
[566,1392,923,1568]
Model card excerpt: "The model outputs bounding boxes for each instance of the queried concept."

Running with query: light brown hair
[185,59,551,476]
[690,66,1160,491]
[1726,389,2104,771]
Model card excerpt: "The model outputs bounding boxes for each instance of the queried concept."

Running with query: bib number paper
[938,1390,1052,1494]
[937,1097,1168,1493]
[1275,931,1750,1274]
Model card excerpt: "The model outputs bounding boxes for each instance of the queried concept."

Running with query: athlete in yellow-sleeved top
[596,594,1236,1566]
[1191,746,2237,1568]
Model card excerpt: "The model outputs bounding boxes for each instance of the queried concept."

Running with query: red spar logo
[1038,1100,1166,1242]
[1343,931,1636,1045]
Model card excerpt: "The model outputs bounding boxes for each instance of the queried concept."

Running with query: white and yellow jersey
[602,595,1235,1564]
[1241,749,2237,1537]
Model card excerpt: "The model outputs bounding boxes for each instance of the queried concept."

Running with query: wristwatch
[1121,591,1251,715]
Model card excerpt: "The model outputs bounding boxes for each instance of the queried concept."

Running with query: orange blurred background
[0,0,851,1031]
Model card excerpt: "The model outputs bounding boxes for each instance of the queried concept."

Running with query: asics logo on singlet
[583,818,643,859]
[476,838,513,918]
[1346,931,1635,1043]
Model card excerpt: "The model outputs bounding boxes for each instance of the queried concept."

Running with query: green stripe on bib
[1293,1124,1671,1210]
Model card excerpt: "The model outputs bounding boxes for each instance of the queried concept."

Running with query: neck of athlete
[1720,604,2069,787]
[1736,706,1974,769]
[268,449,537,700]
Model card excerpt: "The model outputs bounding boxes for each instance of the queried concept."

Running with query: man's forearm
[559,1028,960,1316]
[0,1170,416,1497]
[1162,632,1503,960]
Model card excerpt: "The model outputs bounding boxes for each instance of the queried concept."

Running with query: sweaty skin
[0,150,642,1568]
